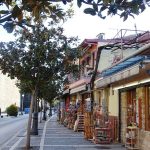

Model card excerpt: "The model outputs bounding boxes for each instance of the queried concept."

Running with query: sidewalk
[1,114,126,150]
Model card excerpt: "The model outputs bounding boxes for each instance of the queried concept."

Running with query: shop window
[145,86,150,131]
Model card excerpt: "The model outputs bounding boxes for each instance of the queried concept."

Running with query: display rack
[77,115,84,131]
[93,127,112,144]
[125,126,139,150]
[84,112,93,139]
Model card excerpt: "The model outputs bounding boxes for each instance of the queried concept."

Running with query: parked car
[24,108,30,114]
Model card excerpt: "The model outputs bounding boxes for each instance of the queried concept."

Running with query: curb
[39,115,54,150]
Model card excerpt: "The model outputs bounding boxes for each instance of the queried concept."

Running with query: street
[0,114,28,147]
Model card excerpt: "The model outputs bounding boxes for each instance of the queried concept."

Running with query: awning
[101,56,145,77]
[96,64,140,88]
[70,85,87,94]
[63,89,70,95]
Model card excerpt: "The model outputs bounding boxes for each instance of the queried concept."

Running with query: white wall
[98,47,138,72]
[0,71,20,112]
[108,87,119,116]
[98,49,112,72]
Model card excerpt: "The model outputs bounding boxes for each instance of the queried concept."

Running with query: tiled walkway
[1,114,126,150]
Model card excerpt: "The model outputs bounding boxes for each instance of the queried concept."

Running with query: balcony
[69,77,91,89]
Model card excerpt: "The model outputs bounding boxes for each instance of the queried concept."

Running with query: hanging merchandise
[85,98,91,112]
[102,98,108,121]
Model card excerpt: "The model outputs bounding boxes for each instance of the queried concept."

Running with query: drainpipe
[118,90,121,143]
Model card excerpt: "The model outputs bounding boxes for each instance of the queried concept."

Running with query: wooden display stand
[84,112,93,139]
[93,127,112,144]
[76,115,84,132]
[108,116,118,142]
[92,106,115,144]
[125,126,139,150]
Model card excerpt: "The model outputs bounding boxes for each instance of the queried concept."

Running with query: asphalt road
[0,114,28,147]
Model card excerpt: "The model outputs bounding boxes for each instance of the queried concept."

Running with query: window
[80,61,85,77]
[145,86,150,130]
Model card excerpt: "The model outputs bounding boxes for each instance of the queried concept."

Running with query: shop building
[95,31,150,149]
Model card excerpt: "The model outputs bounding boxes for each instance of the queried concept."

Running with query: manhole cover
[17,135,25,137]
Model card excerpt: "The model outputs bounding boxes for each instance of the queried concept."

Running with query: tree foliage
[0,0,149,33]
[0,0,73,33]
[80,0,150,21]
[6,104,18,116]
[0,20,79,148]
[0,22,79,95]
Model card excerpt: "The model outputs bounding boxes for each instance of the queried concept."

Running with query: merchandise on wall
[125,126,139,150]
[92,103,118,144]
[84,112,93,139]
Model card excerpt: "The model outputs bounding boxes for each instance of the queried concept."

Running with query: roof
[80,38,108,48]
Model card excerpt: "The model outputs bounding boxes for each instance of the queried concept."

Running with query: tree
[0,0,73,33]
[6,104,18,117]
[78,0,150,21]
[39,79,61,118]
[0,22,79,149]
[0,0,149,33]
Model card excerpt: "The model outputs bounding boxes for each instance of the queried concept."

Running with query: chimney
[96,33,105,40]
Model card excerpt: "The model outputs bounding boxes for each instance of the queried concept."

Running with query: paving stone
[43,146,76,150]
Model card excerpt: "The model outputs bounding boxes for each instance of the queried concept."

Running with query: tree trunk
[90,44,112,111]
[39,100,42,123]
[58,102,61,122]
[49,101,52,117]
[90,47,102,111]
[42,100,47,121]
[31,96,38,135]
[25,90,36,149]
[89,46,104,126]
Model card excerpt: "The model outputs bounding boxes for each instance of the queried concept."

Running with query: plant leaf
[93,2,98,12]
[100,6,107,12]
[0,10,10,14]
[77,0,82,8]
[84,8,96,16]
[3,22,14,33]
[12,5,22,20]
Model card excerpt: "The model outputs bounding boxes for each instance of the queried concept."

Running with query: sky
[63,3,150,41]
[0,3,150,42]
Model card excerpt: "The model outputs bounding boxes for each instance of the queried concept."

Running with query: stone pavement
[1,114,126,150]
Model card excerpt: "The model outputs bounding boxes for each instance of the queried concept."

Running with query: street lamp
[21,94,24,115]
